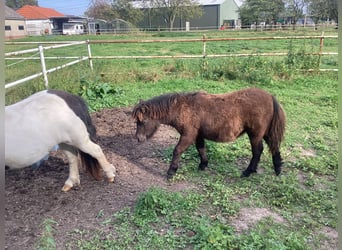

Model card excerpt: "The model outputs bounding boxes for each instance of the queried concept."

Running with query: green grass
[4,29,337,102]
[61,73,336,249]
[6,30,337,250]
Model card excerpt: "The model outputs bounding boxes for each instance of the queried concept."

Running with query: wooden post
[203,34,207,58]
[318,32,324,69]
[319,32,324,54]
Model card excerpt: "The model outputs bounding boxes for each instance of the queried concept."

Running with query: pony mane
[133,92,202,120]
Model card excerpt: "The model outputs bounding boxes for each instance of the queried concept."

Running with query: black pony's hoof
[167,174,174,181]
[240,169,256,178]
[275,169,281,176]
[240,171,250,178]
[167,169,176,180]
[198,163,207,171]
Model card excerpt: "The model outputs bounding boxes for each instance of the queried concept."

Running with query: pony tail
[80,108,102,180]
[78,151,103,180]
[83,111,97,142]
[268,96,286,154]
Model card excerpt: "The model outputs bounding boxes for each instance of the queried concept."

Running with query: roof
[16,5,65,19]
[5,6,25,20]
[197,0,227,5]
[197,0,243,6]
[133,0,242,8]
[233,0,243,7]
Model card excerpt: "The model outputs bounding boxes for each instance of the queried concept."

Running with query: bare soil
[5,107,337,249]
[5,107,182,249]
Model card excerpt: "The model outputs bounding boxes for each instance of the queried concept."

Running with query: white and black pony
[5,90,116,191]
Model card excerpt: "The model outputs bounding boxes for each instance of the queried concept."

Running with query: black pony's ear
[139,103,148,113]
[136,109,144,122]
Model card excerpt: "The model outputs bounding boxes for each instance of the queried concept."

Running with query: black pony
[132,88,286,179]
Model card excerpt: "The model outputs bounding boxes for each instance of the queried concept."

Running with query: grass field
[5,28,338,103]
[5,29,338,249]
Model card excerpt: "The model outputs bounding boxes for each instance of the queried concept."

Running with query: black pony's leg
[272,152,282,175]
[196,134,208,171]
[167,135,193,179]
[241,135,264,177]
[264,136,282,176]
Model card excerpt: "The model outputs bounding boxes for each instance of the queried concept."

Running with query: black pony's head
[132,102,160,142]
[132,93,184,142]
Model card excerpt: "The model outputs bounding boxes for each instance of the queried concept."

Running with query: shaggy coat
[132,87,286,179]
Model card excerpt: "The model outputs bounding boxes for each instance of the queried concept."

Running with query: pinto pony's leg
[59,144,81,192]
[196,135,208,171]
[167,134,194,179]
[241,135,264,177]
[77,140,116,183]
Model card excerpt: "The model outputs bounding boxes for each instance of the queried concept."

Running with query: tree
[85,0,116,21]
[145,0,203,30]
[307,0,338,24]
[86,0,143,25]
[111,0,144,25]
[239,0,285,27]
[284,0,306,27]
[6,0,38,9]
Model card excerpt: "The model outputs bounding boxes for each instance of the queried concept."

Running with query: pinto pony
[5,90,116,191]
[132,88,286,179]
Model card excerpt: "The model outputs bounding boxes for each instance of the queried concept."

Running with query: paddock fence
[5,33,338,89]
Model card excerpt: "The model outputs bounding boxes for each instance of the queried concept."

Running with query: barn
[16,5,65,35]
[134,0,242,31]
[50,16,87,35]
[5,6,27,40]
[188,0,242,29]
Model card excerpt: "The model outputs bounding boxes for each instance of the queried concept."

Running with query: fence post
[318,31,324,68]
[39,44,49,88]
[87,40,93,71]
[202,34,207,58]
[319,31,324,54]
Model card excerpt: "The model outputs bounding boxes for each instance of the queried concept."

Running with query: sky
[37,0,92,16]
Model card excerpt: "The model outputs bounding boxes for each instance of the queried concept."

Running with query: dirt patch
[5,107,186,249]
[296,143,317,157]
[318,226,338,250]
[230,207,285,233]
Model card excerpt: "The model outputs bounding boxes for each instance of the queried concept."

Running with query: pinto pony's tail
[79,151,102,181]
[267,96,286,155]
[77,105,103,181]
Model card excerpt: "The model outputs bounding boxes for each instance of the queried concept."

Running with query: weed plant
[35,218,58,250]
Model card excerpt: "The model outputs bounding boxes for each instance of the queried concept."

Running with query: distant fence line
[5,34,338,89]
[43,23,339,34]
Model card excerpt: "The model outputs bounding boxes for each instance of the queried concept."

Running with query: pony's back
[5,90,94,168]
[47,89,96,140]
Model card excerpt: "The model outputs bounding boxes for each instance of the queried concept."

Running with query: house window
[5,25,11,31]
[18,25,24,30]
